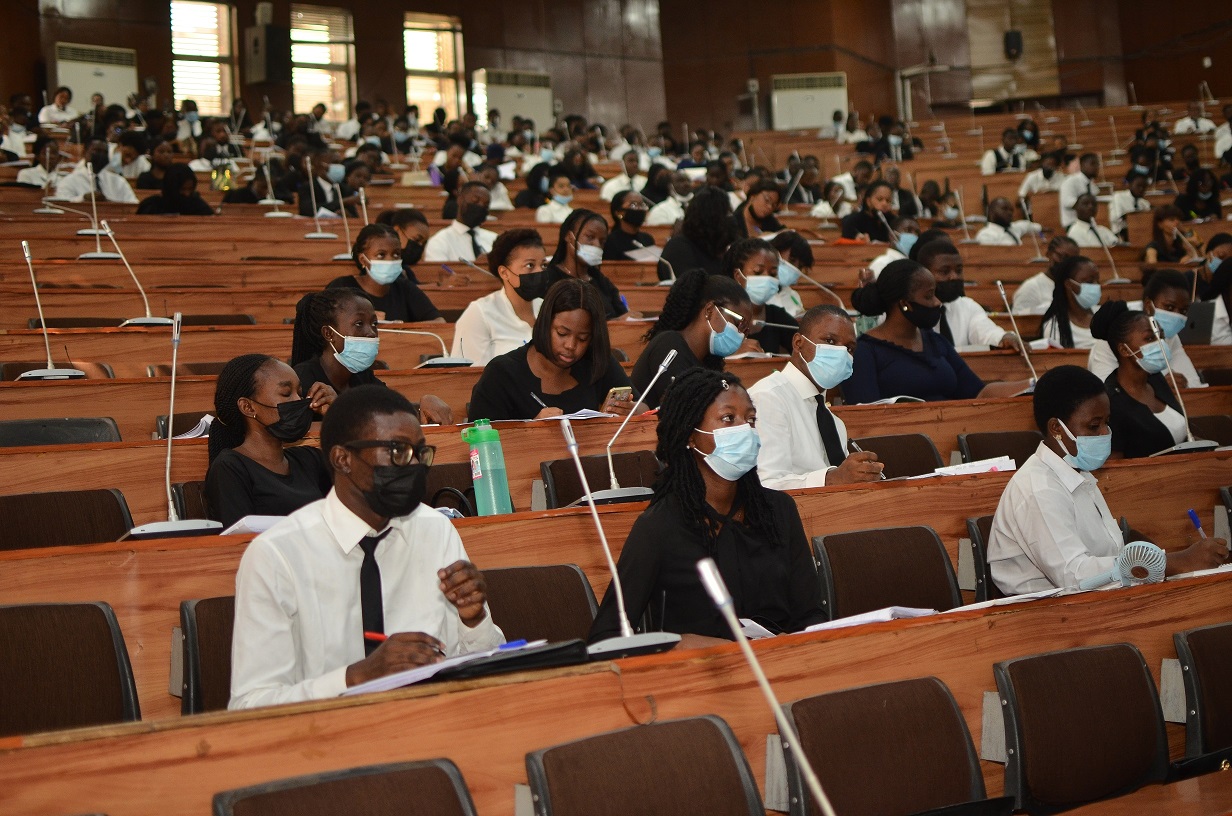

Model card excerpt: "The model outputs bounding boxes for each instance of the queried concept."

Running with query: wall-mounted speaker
[1004,30,1024,61]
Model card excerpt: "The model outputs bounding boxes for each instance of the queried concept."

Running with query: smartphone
[605,386,633,404]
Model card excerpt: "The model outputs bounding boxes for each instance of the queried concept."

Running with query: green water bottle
[461,419,513,516]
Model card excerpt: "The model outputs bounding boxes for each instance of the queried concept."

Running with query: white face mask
[365,257,403,285]
[576,243,604,267]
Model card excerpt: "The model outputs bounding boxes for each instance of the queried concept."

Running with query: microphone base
[263,211,294,218]
[16,367,86,381]
[331,252,352,261]
[76,228,106,236]
[120,316,174,327]
[1105,276,1134,286]
[121,519,223,541]
[587,631,681,661]
[568,487,654,507]
[1026,255,1049,263]
[1148,440,1220,457]
[304,232,338,240]
[33,207,62,214]
[416,357,474,369]
[257,198,284,206]
[78,251,122,260]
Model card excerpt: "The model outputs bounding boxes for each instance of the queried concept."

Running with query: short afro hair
[1032,365,1107,434]
[320,384,418,469]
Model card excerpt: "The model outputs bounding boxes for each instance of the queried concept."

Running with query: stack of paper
[172,414,215,439]
[342,640,545,696]
[934,456,1017,477]
[804,606,936,633]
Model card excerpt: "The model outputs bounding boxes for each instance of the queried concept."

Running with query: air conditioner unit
[472,69,553,132]
[770,72,848,131]
[53,43,139,109]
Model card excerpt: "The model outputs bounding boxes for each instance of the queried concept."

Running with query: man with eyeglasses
[229,385,503,709]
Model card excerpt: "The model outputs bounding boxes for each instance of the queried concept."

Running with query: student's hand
[345,632,445,687]
[305,382,337,415]
[855,232,871,242]
[438,560,488,627]
[737,338,763,355]
[998,333,1024,352]
[1170,372,1189,391]
[1166,538,1230,575]
[535,406,564,419]
[602,391,634,416]
[857,267,875,286]
[419,395,454,425]
[827,452,884,484]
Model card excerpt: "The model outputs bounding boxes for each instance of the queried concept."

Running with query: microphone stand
[18,240,85,380]
[995,281,1038,384]
[259,162,292,218]
[304,162,338,240]
[332,183,354,261]
[1019,197,1048,263]
[796,271,845,309]
[1092,226,1131,285]
[378,327,472,368]
[100,220,173,326]
[560,419,680,660]
[1173,227,1204,266]
[77,164,123,259]
[359,187,370,226]
[954,188,976,244]
[1146,315,1216,455]
[33,144,61,214]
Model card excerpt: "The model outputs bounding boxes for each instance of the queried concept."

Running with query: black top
[467,343,632,421]
[135,194,215,216]
[204,446,332,528]
[657,234,722,282]
[135,171,162,190]
[841,210,891,242]
[297,178,357,217]
[294,355,385,396]
[845,332,985,404]
[749,304,798,354]
[1142,238,1187,264]
[871,137,916,163]
[548,265,628,319]
[1105,369,1184,458]
[1175,193,1222,221]
[222,186,261,204]
[589,490,827,641]
[603,228,657,261]
[513,188,547,209]
[327,273,441,322]
[730,200,784,239]
[631,330,721,409]
[892,186,920,218]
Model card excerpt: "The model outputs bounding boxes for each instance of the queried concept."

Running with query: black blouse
[631,330,721,409]
[589,490,827,641]
[603,228,657,261]
[204,446,332,528]
[547,264,628,319]
[467,343,633,421]
[135,171,163,191]
[730,200,784,239]
[749,304,798,354]
[1175,193,1222,221]
[1105,369,1184,458]
[294,356,384,395]
[327,273,441,322]
[841,210,891,242]
[135,195,215,216]
[657,234,722,282]
[1142,238,1187,264]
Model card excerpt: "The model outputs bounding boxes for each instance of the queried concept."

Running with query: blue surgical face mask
[540,147,555,161]
[648,146,663,158]
[328,327,379,373]
[692,423,761,481]
[523,129,534,142]
[1149,306,1186,339]
[802,335,853,390]
[326,163,346,184]
[1132,338,1172,375]
[552,193,573,206]
[708,308,745,357]
[365,258,403,285]
[740,272,780,306]
[365,136,381,146]
[1057,419,1112,472]
[1209,257,1223,273]
[943,206,960,220]
[896,232,918,257]
[1074,282,1102,311]
[776,259,801,288]
[185,111,199,124]
[394,130,411,144]
[888,134,903,146]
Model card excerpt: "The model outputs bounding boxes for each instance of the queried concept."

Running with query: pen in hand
[848,440,886,480]
[1187,509,1207,539]
[530,392,547,409]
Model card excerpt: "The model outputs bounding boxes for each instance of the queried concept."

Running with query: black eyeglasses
[344,440,435,466]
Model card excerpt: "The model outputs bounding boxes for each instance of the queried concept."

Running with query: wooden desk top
[1064,770,1232,814]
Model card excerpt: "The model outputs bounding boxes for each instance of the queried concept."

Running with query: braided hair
[1090,300,1147,361]
[720,237,776,277]
[644,269,750,341]
[1040,255,1096,348]
[850,258,928,316]
[351,223,399,275]
[208,354,274,463]
[290,288,371,366]
[653,368,779,549]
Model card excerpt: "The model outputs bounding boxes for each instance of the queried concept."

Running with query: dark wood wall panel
[1119,2,1232,105]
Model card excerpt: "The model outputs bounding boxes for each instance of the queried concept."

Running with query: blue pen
[1187,509,1207,539]
[499,639,528,650]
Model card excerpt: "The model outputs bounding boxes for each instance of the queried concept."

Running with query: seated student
[640,163,673,207]
[328,224,441,323]
[646,170,695,226]
[1066,193,1119,248]
[38,86,79,125]
[1088,269,1201,385]
[135,138,175,190]
[423,181,495,262]
[837,112,868,146]
[290,287,452,422]
[1106,173,1152,241]
[1141,204,1195,264]
[135,164,215,215]
[1174,101,1217,135]
[722,238,798,354]
[54,142,139,203]
[599,150,647,201]
[981,128,1027,175]
[809,180,853,219]
[731,177,784,238]
[1206,258,1232,346]
[749,306,884,488]
[536,170,575,223]
[868,216,921,275]
[296,149,351,217]
[845,260,1030,403]
[376,207,431,282]
[1060,153,1100,228]
[1039,255,1101,349]
[603,190,655,261]
[114,130,150,180]
[631,270,755,408]
[1013,236,1080,314]
[975,197,1041,246]
[205,355,336,528]
[467,279,634,421]
[450,229,545,365]
[915,179,944,219]
[870,120,915,163]
[1197,233,1232,299]
[917,239,1022,352]
[1017,151,1064,199]
[221,172,272,204]
[1175,169,1223,221]
[589,367,826,645]
[987,365,1227,595]
[545,209,627,319]
[475,163,513,211]
[15,135,59,187]
[767,231,811,318]
[513,162,552,211]
[840,181,894,242]
[882,165,921,217]
[229,385,503,708]
[656,186,735,281]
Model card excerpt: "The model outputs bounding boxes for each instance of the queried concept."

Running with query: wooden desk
[1065,771,1232,814]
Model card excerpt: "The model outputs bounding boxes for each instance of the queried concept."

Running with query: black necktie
[359,529,391,655]
[469,228,482,259]
[939,307,954,343]
[815,396,847,467]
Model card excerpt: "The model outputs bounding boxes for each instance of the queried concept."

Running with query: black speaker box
[1004,30,1024,60]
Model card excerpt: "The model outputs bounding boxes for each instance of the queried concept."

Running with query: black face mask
[256,397,314,442]
[622,208,647,227]
[1041,167,1055,179]
[512,268,560,301]
[459,203,489,228]
[935,279,965,303]
[360,462,429,518]
[903,300,943,330]
[401,241,424,266]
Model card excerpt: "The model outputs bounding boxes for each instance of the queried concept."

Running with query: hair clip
[720,379,730,390]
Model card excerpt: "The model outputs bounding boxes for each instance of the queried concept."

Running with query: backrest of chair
[180,314,257,326]
[813,526,961,619]
[994,643,1168,813]
[156,411,210,439]
[783,677,985,816]
[850,434,943,479]
[526,715,763,816]
[481,565,597,643]
[0,417,122,447]
[958,430,1044,467]
[1222,487,1232,518]
[541,450,658,509]
[425,461,478,516]
[173,481,209,521]
[1189,414,1232,447]
[213,759,477,816]
[1174,622,1232,756]
[181,596,236,715]
[28,317,123,329]
[1201,367,1232,387]
[966,515,1004,603]
[0,489,134,549]
[0,361,115,380]
[0,602,140,737]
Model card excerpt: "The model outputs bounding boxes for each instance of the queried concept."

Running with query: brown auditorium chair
[526,716,763,816]
[1174,622,1232,761]
[173,481,209,520]
[0,488,134,548]
[212,759,478,816]
[994,643,1168,814]
[783,677,1013,816]
[0,416,122,446]
[812,526,962,619]
[0,361,115,380]
[541,450,659,508]
[148,362,229,377]
[0,602,141,737]
[179,314,257,326]
[1189,414,1232,446]
[849,433,943,479]
[966,514,1004,603]
[27,317,122,329]
[156,411,211,439]
[958,430,1044,467]
[481,565,597,643]
[426,461,479,516]
[1201,367,1232,387]
[180,596,235,714]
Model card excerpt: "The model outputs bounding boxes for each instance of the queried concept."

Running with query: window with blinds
[291,4,354,120]
[170,0,235,115]
[403,13,465,122]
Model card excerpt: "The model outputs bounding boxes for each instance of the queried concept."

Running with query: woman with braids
[589,368,826,646]
[327,223,442,323]
[291,287,453,423]
[545,208,628,319]
[204,354,335,528]
[630,270,756,409]
[721,237,798,354]
[840,180,894,242]
[1038,255,1101,350]
[845,259,1031,403]
[655,185,736,282]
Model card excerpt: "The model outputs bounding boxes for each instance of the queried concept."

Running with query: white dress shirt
[988,443,1124,595]
[645,197,685,226]
[599,173,647,202]
[768,286,805,318]
[230,492,504,709]
[1211,295,1231,346]
[1059,173,1097,227]
[335,118,362,141]
[118,155,151,180]
[1086,306,1201,385]
[748,363,848,490]
[981,147,1025,175]
[1066,219,1119,249]
[1,131,27,157]
[868,247,906,277]
[1108,191,1150,236]
[837,129,868,146]
[489,181,514,211]
[424,220,497,262]
[1173,116,1216,135]
[830,171,857,201]
[1041,316,1095,350]
[1215,123,1232,162]
[1018,168,1064,198]
[54,166,138,203]
[938,296,1007,349]
[38,104,79,125]
[536,199,574,223]
[16,165,49,186]
[975,221,1036,246]
[1012,272,1054,315]
[451,288,541,365]
[810,200,852,219]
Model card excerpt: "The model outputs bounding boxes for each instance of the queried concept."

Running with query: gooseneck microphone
[99,220,172,327]
[303,162,338,240]
[1019,197,1048,263]
[74,163,123,260]
[18,240,85,380]
[1146,315,1217,455]
[995,281,1038,383]
[560,418,680,660]
[696,558,838,816]
[332,182,353,261]
[590,348,676,503]
[377,326,473,368]
[259,162,292,218]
